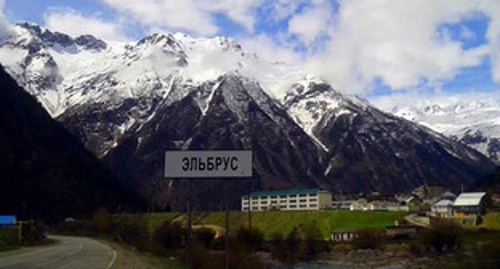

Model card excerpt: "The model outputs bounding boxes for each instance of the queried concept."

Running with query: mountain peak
[15,22,107,51]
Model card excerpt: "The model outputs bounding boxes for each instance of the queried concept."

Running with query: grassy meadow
[145,210,407,239]
[480,212,500,230]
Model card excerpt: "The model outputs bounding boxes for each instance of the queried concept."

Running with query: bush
[299,221,328,260]
[418,219,462,255]
[270,228,301,267]
[91,208,114,235]
[352,228,383,249]
[0,227,19,246]
[152,221,184,249]
[19,221,46,245]
[236,226,264,252]
[115,216,149,250]
[193,227,216,248]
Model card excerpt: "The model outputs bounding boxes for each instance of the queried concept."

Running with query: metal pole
[248,177,252,230]
[186,180,192,269]
[225,179,230,269]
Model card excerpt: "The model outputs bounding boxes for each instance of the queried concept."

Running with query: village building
[431,199,454,217]
[331,200,354,210]
[331,228,357,242]
[349,198,368,211]
[452,192,487,216]
[241,188,332,212]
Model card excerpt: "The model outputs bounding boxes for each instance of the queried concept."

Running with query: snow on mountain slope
[379,97,500,163]
[0,23,307,156]
[0,22,495,203]
[0,23,304,115]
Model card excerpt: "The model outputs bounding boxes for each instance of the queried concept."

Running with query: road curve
[0,235,116,269]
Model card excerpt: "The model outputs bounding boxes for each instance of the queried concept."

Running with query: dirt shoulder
[99,240,184,269]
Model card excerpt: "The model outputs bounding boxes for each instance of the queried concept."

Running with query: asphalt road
[0,235,116,269]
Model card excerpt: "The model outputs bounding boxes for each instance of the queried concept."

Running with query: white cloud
[101,0,264,36]
[33,0,500,95]
[101,0,218,36]
[240,34,301,64]
[299,0,496,93]
[263,0,307,22]
[0,0,11,40]
[198,0,264,33]
[44,8,128,41]
[288,3,332,46]
[479,0,500,83]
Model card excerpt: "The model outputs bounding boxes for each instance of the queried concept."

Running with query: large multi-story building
[241,188,332,211]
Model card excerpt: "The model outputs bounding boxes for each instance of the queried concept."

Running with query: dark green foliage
[56,220,94,236]
[91,208,114,234]
[468,235,500,268]
[193,227,216,248]
[114,216,150,251]
[0,227,19,247]
[236,226,264,252]
[20,221,46,245]
[352,228,384,249]
[151,221,184,249]
[209,236,225,250]
[270,228,301,267]
[299,220,328,260]
[418,219,462,255]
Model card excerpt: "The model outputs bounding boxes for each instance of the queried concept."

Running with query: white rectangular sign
[165,151,252,178]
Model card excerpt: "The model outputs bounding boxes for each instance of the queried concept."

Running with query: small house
[331,228,357,242]
[350,198,368,211]
[453,192,487,216]
[431,199,454,217]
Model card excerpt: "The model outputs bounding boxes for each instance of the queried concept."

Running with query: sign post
[165,151,252,269]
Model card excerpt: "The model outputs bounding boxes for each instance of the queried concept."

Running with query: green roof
[247,188,323,198]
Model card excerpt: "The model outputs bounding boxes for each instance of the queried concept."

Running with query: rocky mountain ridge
[0,23,495,209]
[386,99,500,164]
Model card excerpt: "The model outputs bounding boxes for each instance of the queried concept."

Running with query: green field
[146,210,407,239]
[480,212,500,230]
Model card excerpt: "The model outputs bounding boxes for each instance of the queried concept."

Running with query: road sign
[165,150,252,178]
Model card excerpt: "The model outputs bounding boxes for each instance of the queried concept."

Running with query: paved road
[0,236,116,269]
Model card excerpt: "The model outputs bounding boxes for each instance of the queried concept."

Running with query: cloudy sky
[2,0,500,104]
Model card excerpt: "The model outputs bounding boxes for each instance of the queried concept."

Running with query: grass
[147,210,406,239]
[480,212,500,230]
[0,227,19,252]
[142,213,182,233]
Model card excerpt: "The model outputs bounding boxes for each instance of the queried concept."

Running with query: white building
[453,192,487,216]
[241,189,332,212]
[431,199,454,217]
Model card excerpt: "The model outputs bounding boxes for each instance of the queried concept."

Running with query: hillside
[0,66,144,222]
[147,211,407,239]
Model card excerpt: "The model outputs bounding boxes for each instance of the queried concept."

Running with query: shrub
[115,216,149,250]
[152,221,184,249]
[0,227,19,246]
[236,226,264,252]
[299,220,328,260]
[270,228,301,267]
[418,219,462,255]
[352,228,383,249]
[194,227,216,248]
[91,208,114,234]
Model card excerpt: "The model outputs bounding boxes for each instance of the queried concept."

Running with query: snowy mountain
[384,98,500,164]
[0,22,495,208]
[0,22,303,156]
